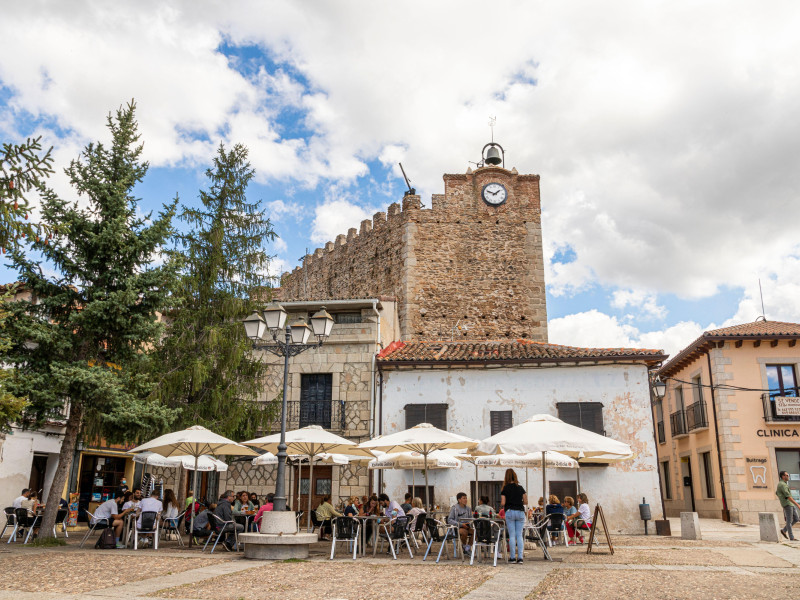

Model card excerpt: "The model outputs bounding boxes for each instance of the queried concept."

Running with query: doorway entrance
[28,454,49,496]
[549,480,578,503]
[681,456,696,512]
[470,481,501,509]
[776,449,800,502]
[293,465,333,526]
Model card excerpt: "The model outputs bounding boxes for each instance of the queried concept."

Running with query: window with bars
[490,410,513,435]
[556,402,604,435]
[405,404,447,430]
[300,373,333,428]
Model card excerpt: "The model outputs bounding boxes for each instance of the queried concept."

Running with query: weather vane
[488,116,496,142]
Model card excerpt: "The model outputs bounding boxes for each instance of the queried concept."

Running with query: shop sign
[757,429,800,437]
[745,456,770,491]
[775,396,800,416]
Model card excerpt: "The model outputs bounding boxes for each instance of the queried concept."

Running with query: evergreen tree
[151,143,277,445]
[4,102,178,539]
[0,136,54,252]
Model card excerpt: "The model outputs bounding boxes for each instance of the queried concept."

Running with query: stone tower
[279,159,548,342]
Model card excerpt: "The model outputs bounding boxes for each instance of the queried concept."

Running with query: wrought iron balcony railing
[265,400,347,432]
[686,400,709,431]
[670,410,688,438]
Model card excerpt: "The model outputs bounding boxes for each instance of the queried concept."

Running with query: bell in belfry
[485,145,502,165]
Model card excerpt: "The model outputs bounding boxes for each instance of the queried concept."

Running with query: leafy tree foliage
[150,143,278,443]
[4,102,178,539]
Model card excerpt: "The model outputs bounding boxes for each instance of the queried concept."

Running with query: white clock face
[482,182,507,205]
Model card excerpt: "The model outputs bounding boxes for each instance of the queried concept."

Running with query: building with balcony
[653,320,800,524]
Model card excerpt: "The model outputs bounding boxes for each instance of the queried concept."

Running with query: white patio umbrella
[358,423,478,510]
[242,425,373,531]
[129,425,257,546]
[132,452,230,471]
[368,450,460,500]
[477,414,633,506]
[456,451,578,506]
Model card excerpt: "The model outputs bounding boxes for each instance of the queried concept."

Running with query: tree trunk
[39,402,83,540]
[177,466,187,508]
[0,429,6,460]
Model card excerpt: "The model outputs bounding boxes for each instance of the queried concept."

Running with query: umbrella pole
[542,451,547,506]
[287,460,292,512]
[526,468,529,495]
[474,463,478,509]
[576,467,581,496]
[424,453,430,512]
[307,456,314,533]
[412,467,415,499]
[189,456,198,548]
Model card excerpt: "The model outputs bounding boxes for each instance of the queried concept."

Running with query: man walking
[776,470,800,540]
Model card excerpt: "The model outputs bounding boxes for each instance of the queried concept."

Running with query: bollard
[758,512,782,543]
[680,512,702,540]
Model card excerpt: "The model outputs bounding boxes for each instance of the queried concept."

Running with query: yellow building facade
[654,321,800,524]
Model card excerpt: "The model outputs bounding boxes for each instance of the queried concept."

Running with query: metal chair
[204,512,239,553]
[1,508,17,542]
[330,516,360,560]
[523,514,552,561]
[79,509,110,548]
[133,511,160,550]
[470,518,502,566]
[22,509,42,544]
[545,513,567,546]
[161,514,185,547]
[377,515,413,560]
[423,517,463,562]
[407,511,428,549]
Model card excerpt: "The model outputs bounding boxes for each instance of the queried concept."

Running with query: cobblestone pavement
[1,518,800,600]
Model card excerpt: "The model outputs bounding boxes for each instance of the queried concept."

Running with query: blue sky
[3,1,800,356]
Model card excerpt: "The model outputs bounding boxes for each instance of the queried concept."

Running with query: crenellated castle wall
[279,166,548,342]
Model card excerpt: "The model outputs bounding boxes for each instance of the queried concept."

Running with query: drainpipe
[371,299,381,496]
[648,372,669,524]
[706,350,730,521]
[377,369,384,494]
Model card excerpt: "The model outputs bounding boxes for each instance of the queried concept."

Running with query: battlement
[280,166,547,342]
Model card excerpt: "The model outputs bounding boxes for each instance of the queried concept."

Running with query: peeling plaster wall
[380,363,661,534]
[0,427,64,509]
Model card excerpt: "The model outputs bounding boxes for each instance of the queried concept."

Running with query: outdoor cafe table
[353,515,381,557]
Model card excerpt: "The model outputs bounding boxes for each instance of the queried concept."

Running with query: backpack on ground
[95,527,116,549]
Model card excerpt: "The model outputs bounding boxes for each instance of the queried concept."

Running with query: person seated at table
[93,496,134,549]
[400,492,413,514]
[562,496,577,545]
[447,492,473,554]
[185,489,195,509]
[359,495,380,543]
[378,493,405,522]
[12,489,30,509]
[316,495,343,540]
[233,491,254,515]
[407,496,426,529]
[359,495,368,512]
[475,495,494,518]
[117,491,131,512]
[249,492,261,509]
[343,495,359,517]
[215,490,244,551]
[545,494,565,540]
[136,490,163,547]
[20,490,40,513]
[191,503,215,539]
[161,489,181,528]
[253,493,274,530]
[565,492,591,544]
[123,489,143,511]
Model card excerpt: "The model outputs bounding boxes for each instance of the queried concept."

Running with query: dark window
[691,376,703,404]
[556,402,604,435]
[767,364,798,396]
[408,485,435,506]
[315,478,332,495]
[490,410,513,435]
[701,452,715,498]
[300,374,333,428]
[661,461,672,500]
[334,312,362,324]
[405,403,447,430]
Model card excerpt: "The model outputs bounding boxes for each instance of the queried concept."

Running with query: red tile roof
[377,339,666,366]
[659,320,800,377]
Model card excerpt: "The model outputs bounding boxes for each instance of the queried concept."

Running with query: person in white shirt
[12,489,30,508]
[122,489,143,510]
[92,497,134,547]
[137,492,163,528]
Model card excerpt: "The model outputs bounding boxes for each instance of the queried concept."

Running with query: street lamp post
[243,304,334,512]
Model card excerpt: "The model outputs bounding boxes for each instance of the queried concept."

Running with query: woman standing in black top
[500,468,528,563]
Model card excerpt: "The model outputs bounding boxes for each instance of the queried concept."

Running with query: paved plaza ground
[2,518,800,600]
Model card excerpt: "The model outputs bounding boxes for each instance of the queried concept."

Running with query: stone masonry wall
[280,166,548,342]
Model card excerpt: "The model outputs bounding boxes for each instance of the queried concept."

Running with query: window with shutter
[490,410,513,435]
[300,374,333,428]
[556,402,604,435]
[404,404,448,430]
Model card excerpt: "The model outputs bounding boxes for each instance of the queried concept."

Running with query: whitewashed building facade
[376,339,666,534]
